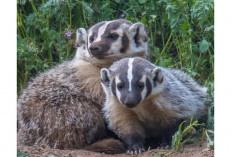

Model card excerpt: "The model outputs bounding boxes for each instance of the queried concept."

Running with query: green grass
[17,0,214,142]
[171,119,214,151]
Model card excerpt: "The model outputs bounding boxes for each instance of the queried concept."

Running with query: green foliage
[17,150,27,157]
[205,130,214,149]
[172,119,201,151]
[17,0,214,129]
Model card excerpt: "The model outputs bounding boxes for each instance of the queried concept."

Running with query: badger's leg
[106,106,146,155]
[158,119,184,149]
[124,133,146,155]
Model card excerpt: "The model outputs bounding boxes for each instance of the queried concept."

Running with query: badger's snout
[88,42,110,59]
[89,44,101,54]
[122,93,139,108]
[124,102,137,108]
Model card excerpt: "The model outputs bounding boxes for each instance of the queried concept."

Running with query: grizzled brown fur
[18,59,106,149]
[18,19,149,151]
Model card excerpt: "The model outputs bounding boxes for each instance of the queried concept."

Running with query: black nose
[125,102,136,108]
[89,45,101,53]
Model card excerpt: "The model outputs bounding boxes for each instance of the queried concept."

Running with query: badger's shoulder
[170,69,207,93]
[19,58,104,107]
[148,67,208,120]
[161,68,207,100]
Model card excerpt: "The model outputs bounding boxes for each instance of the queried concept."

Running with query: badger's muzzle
[89,44,101,53]
[121,93,140,108]
[89,42,110,59]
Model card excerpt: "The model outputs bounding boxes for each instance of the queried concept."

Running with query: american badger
[101,57,208,155]
[17,19,149,150]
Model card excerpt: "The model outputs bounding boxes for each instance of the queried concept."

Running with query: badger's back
[18,59,107,149]
[155,68,208,121]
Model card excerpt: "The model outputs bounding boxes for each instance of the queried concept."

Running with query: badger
[17,19,149,151]
[101,57,208,155]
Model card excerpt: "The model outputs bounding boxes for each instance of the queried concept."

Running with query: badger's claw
[157,142,171,150]
[126,146,145,156]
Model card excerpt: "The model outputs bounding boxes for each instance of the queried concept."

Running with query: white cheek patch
[87,29,93,49]
[127,58,134,92]
[115,76,122,104]
[95,22,110,42]
[140,75,147,101]
[151,77,165,96]
[109,29,123,55]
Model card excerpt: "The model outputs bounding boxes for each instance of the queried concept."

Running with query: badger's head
[87,19,149,64]
[101,57,164,108]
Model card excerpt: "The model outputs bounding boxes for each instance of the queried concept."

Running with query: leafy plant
[201,128,214,149]
[172,119,202,151]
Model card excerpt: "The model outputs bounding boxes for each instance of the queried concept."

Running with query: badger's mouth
[121,101,139,108]
[90,53,108,59]
[124,103,137,108]
[89,51,114,59]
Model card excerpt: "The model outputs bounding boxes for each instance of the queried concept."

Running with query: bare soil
[18,142,213,157]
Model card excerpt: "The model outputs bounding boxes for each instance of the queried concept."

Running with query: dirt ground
[18,142,214,157]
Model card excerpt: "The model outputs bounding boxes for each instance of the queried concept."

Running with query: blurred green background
[17,0,214,129]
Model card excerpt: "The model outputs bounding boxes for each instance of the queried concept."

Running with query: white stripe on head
[95,22,110,42]
[127,58,134,92]
[140,75,147,101]
[87,29,93,47]
[115,76,122,104]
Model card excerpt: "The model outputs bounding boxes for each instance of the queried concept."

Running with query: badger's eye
[108,33,119,40]
[117,83,124,90]
[89,36,94,43]
[137,82,144,89]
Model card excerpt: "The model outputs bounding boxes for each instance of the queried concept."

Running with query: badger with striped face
[76,19,149,68]
[101,58,162,108]
[18,20,150,154]
[101,57,208,155]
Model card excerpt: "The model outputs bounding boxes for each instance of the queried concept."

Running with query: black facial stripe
[111,78,116,97]
[131,75,143,105]
[120,33,129,53]
[146,78,152,97]
[98,20,131,48]
[90,21,123,56]
[90,22,105,40]
[153,77,157,87]
[89,20,132,58]
[104,20,132,34]
[86,36,89,50]
[134,27,141,47]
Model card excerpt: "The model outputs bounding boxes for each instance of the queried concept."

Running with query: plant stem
[81,1,87,27]
[156,32,172,64]
[195,51,202,71]
[29,0,38,14]
[67,0,72,29]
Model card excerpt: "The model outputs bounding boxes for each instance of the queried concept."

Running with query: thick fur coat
[18,20,149,150]
[101,57,208,155]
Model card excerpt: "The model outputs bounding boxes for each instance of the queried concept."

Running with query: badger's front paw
[157,142,171,150]
[126,143,146,156]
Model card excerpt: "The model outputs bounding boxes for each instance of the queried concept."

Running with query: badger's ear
[128,22,148,47]
[150,68,163,85]
[100,68,112,87]
[76,28,87,47]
